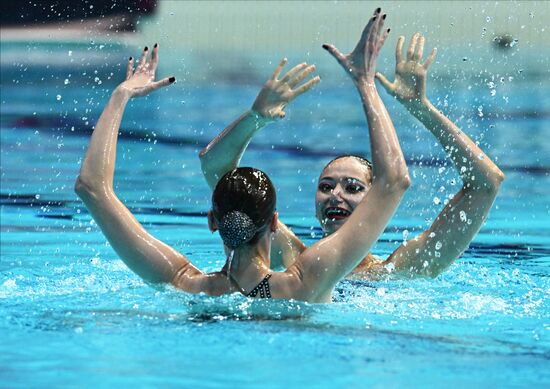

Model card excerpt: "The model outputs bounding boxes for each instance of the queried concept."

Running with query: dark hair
[321,155,373,181]
[212,167,276,249]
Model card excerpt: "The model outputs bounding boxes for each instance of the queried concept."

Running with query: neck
[223,233,272,292]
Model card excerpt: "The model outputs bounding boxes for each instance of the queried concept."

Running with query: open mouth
[324,207,351,221]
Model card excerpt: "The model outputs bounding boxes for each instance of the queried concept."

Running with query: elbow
[476,168,505,196]
[494,168,505,186]
[198,151,209,174]
[488,169,505,194]
[198,143,212,162]
[400,172,412,190]
[74,175,90,198]
[198,147,207,160]
[198,148,213,176]
[378,169,412,194]
[74,175,107,201]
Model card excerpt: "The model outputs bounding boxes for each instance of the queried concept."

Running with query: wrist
[357,79,378,101]
[403,97,431,114]
[112,86,131,102]
[403,98,439,126]
[356,75,376,89]
[249,109,275,126]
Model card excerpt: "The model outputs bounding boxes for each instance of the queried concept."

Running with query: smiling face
[315,157,373,235]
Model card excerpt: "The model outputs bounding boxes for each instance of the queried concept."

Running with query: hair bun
[219,210,257,249]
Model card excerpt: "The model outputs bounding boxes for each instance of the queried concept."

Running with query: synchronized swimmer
[200,9,504,279]
[75,8,504,303]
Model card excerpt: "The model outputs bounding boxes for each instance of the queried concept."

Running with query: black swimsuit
[245,273,272,298]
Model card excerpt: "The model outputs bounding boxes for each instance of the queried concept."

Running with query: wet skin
[315,157,373,235]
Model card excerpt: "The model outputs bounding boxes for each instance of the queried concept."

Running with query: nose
[329,184,344,204]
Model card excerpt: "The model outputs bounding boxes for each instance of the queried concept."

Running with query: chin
[323,219,346,235]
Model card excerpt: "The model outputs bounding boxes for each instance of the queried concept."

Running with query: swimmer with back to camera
[75,12,410,302]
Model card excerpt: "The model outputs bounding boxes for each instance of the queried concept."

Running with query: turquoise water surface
[1,42,549,387]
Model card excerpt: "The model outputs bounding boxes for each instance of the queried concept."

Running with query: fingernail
[383,14,386,20]
[154,43,158,48]
[129,57,132,61]
[322,44,329,50]
[144,46,148,51]
[169,77,176,83]
[375,7,381,13]
[387,28,391,33]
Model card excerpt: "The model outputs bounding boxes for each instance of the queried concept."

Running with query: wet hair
[212,167,276,249]
[321,155,373,182]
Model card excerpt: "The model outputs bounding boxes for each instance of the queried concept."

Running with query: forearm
[407,99,504,189]
[199,110,270,189]
[78,88,129,189]
[357,81,410,185]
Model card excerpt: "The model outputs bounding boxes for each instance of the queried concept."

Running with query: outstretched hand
[323,8,389,84]
[118,44,175,98]
[375,33,437,105]
[252,58,320,120]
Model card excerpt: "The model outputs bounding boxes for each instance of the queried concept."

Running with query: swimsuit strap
[246,273,272,299]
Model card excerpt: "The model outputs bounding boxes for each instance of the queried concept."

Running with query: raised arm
[199,59,320,189]
[199,59,320,268]
[75,45,206,291]
[280,10,410,302]
[376,33,505,277]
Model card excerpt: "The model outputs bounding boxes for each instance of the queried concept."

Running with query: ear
[270,212,279,233]
[207,210,218,232]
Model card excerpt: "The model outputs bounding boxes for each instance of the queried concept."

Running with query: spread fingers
[271,58,288,80]
[292,75,320,97]
[287,64,316,88]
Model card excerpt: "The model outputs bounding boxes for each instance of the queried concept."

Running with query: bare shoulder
[172,266,234,296]
[267,269,303,299]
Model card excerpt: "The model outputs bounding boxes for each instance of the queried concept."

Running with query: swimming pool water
[1,42,549,387]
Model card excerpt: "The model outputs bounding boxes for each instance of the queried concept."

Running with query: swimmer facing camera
[201,9,505,279]
[75,10,410,302]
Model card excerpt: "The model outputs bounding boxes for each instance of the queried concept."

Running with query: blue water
[1,42,549,387]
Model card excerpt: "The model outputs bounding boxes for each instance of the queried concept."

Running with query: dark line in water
[3,203,548,258]
[1,193,67,208]
[1,194,209,217]
[3,116,549,174]
[3,191,550,256]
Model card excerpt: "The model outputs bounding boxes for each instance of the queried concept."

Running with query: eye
[318,182,333,193]
[345,183,364,194]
